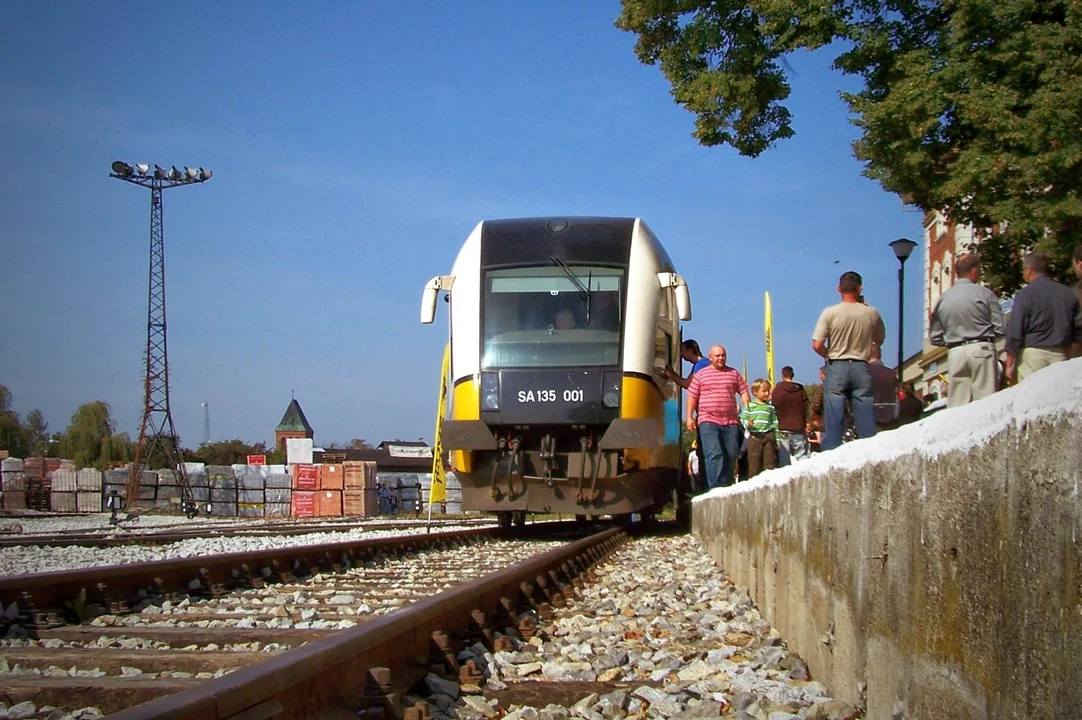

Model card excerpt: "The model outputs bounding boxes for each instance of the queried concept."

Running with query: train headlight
[602,371,621,409]
[481,372,500,411]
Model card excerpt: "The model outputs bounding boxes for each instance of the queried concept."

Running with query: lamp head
[890,238,918,263]
[111,160,133,177]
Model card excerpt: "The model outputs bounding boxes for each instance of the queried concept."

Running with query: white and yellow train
[421,217,692,524]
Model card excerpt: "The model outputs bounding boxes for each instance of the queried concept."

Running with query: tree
[0,385,27,456]
[616,0,1082,294]
[57,401,126,470]
[188,439,271,466]
[22,410,49,457]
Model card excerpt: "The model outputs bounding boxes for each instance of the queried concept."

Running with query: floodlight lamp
[170,166,182,180]
[111,160,133,177]
[185,167,198,179]
[154,165,168,179]
[199,168,212,181]
[135,164,150,176]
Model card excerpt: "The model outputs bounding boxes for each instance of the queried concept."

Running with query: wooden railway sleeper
[459,659,484,685]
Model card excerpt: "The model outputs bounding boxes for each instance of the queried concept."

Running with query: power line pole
[110,161,212,517]
[202,402,210,446]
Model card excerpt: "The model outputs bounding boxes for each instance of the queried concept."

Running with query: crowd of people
[678,248,1082,493]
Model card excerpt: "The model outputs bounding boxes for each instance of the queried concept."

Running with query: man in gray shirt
[930,253,1005,407]
[1004,251,1082,383]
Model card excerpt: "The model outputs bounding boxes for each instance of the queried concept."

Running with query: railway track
[0,515,496,549]
[0,522,627,719]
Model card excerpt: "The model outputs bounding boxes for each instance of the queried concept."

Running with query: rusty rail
[102,526,627,720]
[0,526,499,622]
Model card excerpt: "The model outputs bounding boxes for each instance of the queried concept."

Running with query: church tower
[275,398,314,452]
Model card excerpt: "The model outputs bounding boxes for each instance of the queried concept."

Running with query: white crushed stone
[0,518,490,578]
[700,355,1082,500]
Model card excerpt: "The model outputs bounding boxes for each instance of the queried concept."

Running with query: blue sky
[0,2,925,449]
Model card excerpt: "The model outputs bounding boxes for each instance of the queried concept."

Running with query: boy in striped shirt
[740,378,780,478]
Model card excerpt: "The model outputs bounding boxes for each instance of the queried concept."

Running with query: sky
[0,2,926,450]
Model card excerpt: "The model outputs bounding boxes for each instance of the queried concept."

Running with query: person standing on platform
[686,345,750,489]
[812,271,887,450]
[1004,252,1082,383]
[929,253,1005,407]
[771,366,810,464]
[740,378,780,478]
[868,344,899,428]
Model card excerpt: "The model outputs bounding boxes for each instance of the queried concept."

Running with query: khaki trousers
[1018,347,1067,381]
[946,342,998,408]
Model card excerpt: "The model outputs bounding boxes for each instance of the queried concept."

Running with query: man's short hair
[1073,245,1082,262]
[869,344,882,361]
[681,339,702,356]
[1023,251,1048,273]
[955,253,980,277]
[781,365,794,379]
[839,271,863,293]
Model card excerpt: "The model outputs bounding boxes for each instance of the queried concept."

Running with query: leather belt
[947,337,994,348]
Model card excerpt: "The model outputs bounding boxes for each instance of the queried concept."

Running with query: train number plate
[516,388,586,403]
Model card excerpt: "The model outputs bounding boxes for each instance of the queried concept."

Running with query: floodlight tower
[110,161,212,516]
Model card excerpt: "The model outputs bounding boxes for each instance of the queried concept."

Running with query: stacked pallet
[1,458,26,510]
[317,463,343,517]
[343,461,378,517]
[264,465,291,517]
[49,469,79,511]
[22,458,53,510]
[290,464,319,517]
[76,469,103,511]
[184,463,211,508]
[208,465,237,516]
[234,464,264,517]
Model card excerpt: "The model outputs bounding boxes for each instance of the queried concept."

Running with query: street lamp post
[889,237,919,380]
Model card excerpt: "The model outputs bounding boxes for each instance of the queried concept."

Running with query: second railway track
[0,522,628,718]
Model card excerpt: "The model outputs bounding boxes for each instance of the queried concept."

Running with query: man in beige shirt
[812,271,887,450]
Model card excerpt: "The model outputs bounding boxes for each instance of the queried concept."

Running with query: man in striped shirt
[686,345,751,489]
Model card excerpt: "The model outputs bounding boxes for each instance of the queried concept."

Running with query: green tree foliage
[57,401,128,470]
[616,0,1082,293]
[22,410,50,457]
[0,385,28,456]
[188,439,272,466]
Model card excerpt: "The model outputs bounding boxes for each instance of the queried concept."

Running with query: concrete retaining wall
[693,360,1081,719]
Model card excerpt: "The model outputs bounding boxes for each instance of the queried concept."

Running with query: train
[421,217,692,525]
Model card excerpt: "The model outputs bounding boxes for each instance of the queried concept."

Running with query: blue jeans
[822,360,877,450]
[698,422,741,489]
[778,431,811,465]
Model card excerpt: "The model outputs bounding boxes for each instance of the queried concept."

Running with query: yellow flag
[765,292,775,386]
[742,352,748,381]
[429,344,450,504]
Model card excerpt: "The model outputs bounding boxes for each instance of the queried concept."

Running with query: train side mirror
[421,275,455,324]
[657,272,692,321]
[674,276,692,321]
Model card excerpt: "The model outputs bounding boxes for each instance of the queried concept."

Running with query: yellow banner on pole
[742,353,748,382]
[429,343,450,504]
[765,291,775,386]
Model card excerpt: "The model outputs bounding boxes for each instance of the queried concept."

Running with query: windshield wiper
[550,255,592,323]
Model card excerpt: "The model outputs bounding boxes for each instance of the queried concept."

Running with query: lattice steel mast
[109,161,212,516]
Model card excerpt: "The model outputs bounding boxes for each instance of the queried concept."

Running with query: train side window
[655,328,672,371]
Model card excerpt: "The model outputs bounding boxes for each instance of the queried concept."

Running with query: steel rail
[102,527,627,720]
[0,526,501,621]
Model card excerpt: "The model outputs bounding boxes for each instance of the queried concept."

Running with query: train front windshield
[481,266,623,369]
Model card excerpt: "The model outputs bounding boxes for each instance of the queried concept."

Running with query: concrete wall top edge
[694,357,1082,504]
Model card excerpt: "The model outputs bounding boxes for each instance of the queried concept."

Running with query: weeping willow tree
[57,401,132,470]
[0,385,29,457]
